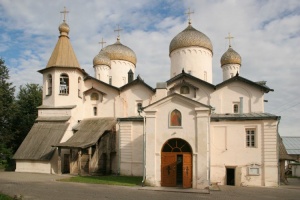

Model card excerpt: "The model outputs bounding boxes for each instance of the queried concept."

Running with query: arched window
[180,86,190,94]
[46,74,52,96]
[59,74,69,94]
[162,138,192,152]
[78,77,82,97]
[170,109,182,126]
[233,104,239,113]
[91,93,99,101]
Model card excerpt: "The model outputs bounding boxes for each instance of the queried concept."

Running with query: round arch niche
[162,138,192,153]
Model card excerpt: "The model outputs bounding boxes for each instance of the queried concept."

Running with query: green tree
[0,58,15,168]
[12,83,42,152]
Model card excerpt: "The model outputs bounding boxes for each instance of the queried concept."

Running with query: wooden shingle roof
[55,117,116,149]
[13,122,69,161]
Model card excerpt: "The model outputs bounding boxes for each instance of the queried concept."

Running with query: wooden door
[63,154,70,173]
[182,153,192,188]
[161,153,177,187]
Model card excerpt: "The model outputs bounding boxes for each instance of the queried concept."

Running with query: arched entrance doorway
[161,138,192,188]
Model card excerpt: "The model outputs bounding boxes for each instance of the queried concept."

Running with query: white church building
[14,10,280,189]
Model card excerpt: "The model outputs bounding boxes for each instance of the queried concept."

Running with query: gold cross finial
[99,38,106,49]
[185,8,194,25]
[60,6,69,22]
[114,25,123,41]
[225,33,234,47]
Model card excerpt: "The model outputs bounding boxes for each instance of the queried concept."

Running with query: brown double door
[161,152,192,188]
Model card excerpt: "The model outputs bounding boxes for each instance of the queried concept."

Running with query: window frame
[246,129,256,148]
[233,103,239,113]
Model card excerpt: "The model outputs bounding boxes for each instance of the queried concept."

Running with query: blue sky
[0,0,299,136]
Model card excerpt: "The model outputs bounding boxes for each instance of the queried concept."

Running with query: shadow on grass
[58,175,143,186]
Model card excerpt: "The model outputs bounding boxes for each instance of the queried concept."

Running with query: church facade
[13,11,280,189]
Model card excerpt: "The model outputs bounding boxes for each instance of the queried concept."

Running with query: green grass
[0,193,13,200]
[59,175,143,186]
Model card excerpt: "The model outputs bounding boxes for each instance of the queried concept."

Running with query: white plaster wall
[222,64,241,81]
[94,65,110,84]
[210,122,263,186]
[15,160,52,173]
[211,82,265,114]
[262,120,279,187]
[170,47,212,83]
[166,78,214,106]
[119,121,143,176]
[292,165,300,177]
[210,120,279,187]
[119,84,153,117]
[83,80,119,118]
[110,60,135,87]
[49,69,84,107]
[144,97,210,188]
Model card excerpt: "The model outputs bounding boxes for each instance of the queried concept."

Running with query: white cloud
[0,0,299,136]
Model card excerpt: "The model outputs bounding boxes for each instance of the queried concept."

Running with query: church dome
[93,50,111,67]
[58,22,70,35]
[169,24,213,54]
[102,40,137,65]
[220,47,241,66]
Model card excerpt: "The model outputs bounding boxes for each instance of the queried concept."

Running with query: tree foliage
[12,84,42,151]
[0,58,15,168]
[0,58,42,170]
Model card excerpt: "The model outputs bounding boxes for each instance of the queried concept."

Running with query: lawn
[59,175,143,186]
[0,193,13,200]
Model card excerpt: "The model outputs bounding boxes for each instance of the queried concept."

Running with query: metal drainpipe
[208,110,211,187]
[117,118,121,175]
[141,116,146,186]
[277,116,281,186]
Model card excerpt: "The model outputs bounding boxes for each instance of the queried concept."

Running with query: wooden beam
[57,147,62,174]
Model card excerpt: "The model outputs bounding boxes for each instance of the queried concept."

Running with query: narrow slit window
[93,107,97,116]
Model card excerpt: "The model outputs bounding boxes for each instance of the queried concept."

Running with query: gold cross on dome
[185,8,194,25]
[99,38,106,48]
[225,33,234,47]
[60,6,69,22]
[114,25,123,40]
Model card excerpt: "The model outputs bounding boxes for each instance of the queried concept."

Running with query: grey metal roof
[216,74,274,93]
[36,116,70,122]
[37,105,76,109]
[55,117,117,149]
[13,122,69,161]
[282,136,300,155]
[211,113,280,121]
[279,136,295,160]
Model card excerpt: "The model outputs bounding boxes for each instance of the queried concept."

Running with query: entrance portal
[161,138,192,188]
[226,168,235,186]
